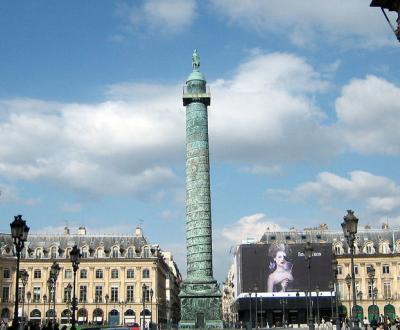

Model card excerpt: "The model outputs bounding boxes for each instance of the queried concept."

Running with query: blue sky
[1,0,400,282]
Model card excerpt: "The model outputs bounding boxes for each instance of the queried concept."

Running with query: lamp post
[150,288,154,329]
[254,285,258,329]
[70,245,81,330]
[342,210,361,330]
[345,274,352,320]
[20,269,29,327]
[249,291,252,329]
[47,278,53,326]
[119,300,127,325]
[304,241,314,330]
[10,214,30,330]
[105,293,109,324]
[66,283,72,325]
[332,259,340,326]
[316,285,320,326]
[142,284,147,330]
[329,282,334,322]
[27,291,31,325]
[43,294,47,325]
[280,299,287,328]
[368,266,376,320]
[260,297,263,328]
[373,288,378,313]
[50,261,60,328]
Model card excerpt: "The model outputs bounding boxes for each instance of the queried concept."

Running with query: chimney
[78,226,87,235]
[135,227,143,237]
[64,226,70,235]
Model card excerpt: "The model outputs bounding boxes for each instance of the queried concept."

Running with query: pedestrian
[371,318,378,330]
[364,317,370,330]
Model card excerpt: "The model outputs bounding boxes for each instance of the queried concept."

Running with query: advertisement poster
[236,243,334,294]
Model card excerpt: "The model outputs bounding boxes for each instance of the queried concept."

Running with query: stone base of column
[179,280,223,329]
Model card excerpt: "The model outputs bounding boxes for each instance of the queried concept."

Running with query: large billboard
[236,243,333,294]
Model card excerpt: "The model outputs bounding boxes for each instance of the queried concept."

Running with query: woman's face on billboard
[275,250,286,266]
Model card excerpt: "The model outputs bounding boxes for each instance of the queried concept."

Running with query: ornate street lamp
[248,290,252,329]
[254,285,258,329]
[10,214,30,329]
[332,259,340,325]
[345,274,352,320]
[280,299,287,328]
[142,284,147,330]
[304,241,314,330]
[50,261,60,327]
[27,291,31,324]
[150,288,154,328]
[66,283,72,325]
[342,210,360,330]
[368,265,376,318]
[105,293,109,324]
[20,269,29,327]
[329,282,334,322]
[70,245,81,330]
[43,294,47,325]
[47,277,54,326]
[316,285,320,326]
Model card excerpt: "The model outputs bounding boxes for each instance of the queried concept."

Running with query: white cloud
[211,0,394,47]
[0,52,342,198]
[221,213,282,243]
[267,171,400,215]
[335,75,400,155]
[127,0,197,34]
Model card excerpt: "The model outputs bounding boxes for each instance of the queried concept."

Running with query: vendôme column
[179,50,223,329]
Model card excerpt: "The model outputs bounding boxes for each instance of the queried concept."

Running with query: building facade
[222,224,400,327]
[0,226,181,327]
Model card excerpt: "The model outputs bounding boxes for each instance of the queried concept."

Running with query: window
[111,287,118,302]
[95,286,103,302]
[2,287,9,303]
[96,248,103,258]
[334,244,342,255]
[18,286,25,303]
[127,248,134,258]
[381,243,391,254]
[337,283,344,300]
[337,265,343,275]
[81,247,88,258]
[3,268,10,279]
[127,285,134,302]
[33,286,41,302]
[112,246,119,258]
[383,265,390,274]
[366,244,375,254]
[35,249,42,259]
[34,269,41,279]
[142,269,150,278]
[127,269,135,278]
[142,286,150,302]
[111,269,119,279]
[354,265,359,275]
[63,286,71,303]
[143,247,150,258]
[383,282,391,299]
[80,269,87,279]
[95,269,103,279]
[64,269,72,279]
[79,285,87,303]
[51,247,57,259]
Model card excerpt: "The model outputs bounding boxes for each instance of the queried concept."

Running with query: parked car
[126,322,140,330]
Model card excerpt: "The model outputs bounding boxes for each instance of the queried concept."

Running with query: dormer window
[365,243,375,254]
[112,246,119,258]
[96,248,103,258]
[143,247,150,258]
[81,247,88,258]
[127,248,134,258]
[51,247,57,259]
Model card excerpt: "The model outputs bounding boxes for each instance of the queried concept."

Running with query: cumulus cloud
[335,75,400,155]
[267,171,400,215]
[210,52,341,163]
[0,52,342,199]
[210,0,394,47]
[125,0,197,34]
[221,213,282,243]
